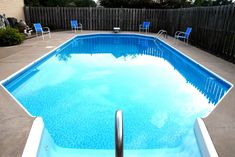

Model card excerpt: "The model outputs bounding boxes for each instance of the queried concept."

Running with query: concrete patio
[0,31,234,157]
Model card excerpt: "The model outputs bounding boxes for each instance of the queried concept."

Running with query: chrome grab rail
[157,30,168,38]
[115,110,123,157]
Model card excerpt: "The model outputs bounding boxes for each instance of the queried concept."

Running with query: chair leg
[49,32,51,38]
[42,32,44,40]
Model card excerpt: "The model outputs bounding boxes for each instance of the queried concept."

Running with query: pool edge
[194,118,219,157]
[23,117,218,157]
[0,34,80,117]
[22,117,44,157]
[1,33,232,157]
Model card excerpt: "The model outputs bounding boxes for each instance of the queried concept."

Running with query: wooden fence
[24,5,235,63]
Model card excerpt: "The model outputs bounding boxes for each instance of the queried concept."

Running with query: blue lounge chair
[33,23,51,39]
[71,20,82,33]
[139,21,150,33]
[174,27,192,44]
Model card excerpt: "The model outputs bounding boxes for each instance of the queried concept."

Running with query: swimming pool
[2,34,232,157]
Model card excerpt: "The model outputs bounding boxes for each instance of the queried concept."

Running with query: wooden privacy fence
[24,5,235,63]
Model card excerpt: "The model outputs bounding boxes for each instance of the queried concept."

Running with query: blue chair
[71,20,82,33]
[174,27,192,44]
[139,21,150,33]
[33,23,51,39]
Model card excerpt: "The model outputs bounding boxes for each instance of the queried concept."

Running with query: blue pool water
[3,34,231,156]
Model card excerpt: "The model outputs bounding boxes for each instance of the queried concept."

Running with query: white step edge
[194,118,219,157]
[22,117,44,157]
[22,117,218,157]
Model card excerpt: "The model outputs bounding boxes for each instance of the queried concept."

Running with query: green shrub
[0,27,24,46]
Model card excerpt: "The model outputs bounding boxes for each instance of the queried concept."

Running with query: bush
[0,27,24,46]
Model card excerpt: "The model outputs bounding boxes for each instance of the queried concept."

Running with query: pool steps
[22,117,44,157]
[21,117,218,157]
[194,118,219,157]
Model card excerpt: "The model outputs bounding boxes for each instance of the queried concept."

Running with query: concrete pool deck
[0,31,234,157]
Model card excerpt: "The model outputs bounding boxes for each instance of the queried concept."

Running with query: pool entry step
[115,110,123,157]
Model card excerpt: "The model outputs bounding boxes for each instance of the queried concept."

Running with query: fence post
[24,6,30,24]
[89,7,92,30]
[119,8,124,30]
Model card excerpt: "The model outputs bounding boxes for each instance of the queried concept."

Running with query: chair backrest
[185,27,192,38]
[33,23,42,33]
[143,22,150,29]
[71,20,78,28]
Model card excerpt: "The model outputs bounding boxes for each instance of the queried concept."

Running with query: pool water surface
[3,34,231,157]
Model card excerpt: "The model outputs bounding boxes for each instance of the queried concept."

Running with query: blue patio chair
[174,27,192,44]
[139,21,150,33]
[71,20,82,33]
[33,23,51,39]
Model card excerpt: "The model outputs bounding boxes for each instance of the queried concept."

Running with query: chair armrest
[139,24,142,29]
[175,31,184,36]
[175,31,185,37]
[43,27,50,32]
[78,23,82,27]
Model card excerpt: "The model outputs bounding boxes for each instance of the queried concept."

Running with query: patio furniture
[24,26,33,37]
[71,20,82,33]
[113,27,120,33]
[33,23,51,39]
[139,21,150,33]
[174,27,192,44]
[0,15,5,29]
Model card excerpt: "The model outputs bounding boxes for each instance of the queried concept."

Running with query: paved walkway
[0,31,234,157]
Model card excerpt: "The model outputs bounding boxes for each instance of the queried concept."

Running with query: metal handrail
[157,30,168,38]
[115,110,123,157]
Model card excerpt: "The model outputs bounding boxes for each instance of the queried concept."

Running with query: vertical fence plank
[24,7,30,24]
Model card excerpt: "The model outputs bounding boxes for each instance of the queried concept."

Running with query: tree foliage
[161,0,193,8]
[212,0,233,5]
[24,0,40,6]
[99,0,195,8]
[99,0,150,8]
[24,0,97,7]
[75,0,96,7]
[99,0,233,8]
[194,0,233,6]
[24,0,233,8]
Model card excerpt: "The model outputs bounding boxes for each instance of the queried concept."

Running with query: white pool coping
[22,117,44,157]
[194,118,219,157]
[0,33,232,157]
[23,117,219,157]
